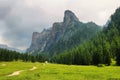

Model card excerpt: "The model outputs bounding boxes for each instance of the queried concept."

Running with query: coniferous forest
[0,48,47,62]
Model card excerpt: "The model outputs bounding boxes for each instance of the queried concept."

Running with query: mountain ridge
[27,10,102,56]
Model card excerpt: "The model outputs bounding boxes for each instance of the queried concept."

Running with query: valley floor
[0,62,120,80]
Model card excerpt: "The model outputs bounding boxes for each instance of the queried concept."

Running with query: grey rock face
[64,10,79,24]
[27,10,101,55]
[27,29,51,53]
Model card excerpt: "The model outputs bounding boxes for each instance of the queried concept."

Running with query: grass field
[0,62,120,80]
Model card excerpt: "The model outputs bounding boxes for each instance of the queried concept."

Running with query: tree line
[0,48,48,62]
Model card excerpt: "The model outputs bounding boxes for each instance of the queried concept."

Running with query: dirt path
[29,66,37,71]
[1,64,6,66]
[7,66,37,76]
[7,70,24,76]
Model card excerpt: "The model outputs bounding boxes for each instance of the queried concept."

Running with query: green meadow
[0,62,120,80]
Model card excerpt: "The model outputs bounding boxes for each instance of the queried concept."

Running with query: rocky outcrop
[27,10,102,56]
[63,10,79,24]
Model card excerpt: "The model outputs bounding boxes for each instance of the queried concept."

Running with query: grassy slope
[0,62,120,80]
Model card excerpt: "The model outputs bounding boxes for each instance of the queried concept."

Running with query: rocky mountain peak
[32,32,40,40]
[27,10,101,55]
[64,10,79,24]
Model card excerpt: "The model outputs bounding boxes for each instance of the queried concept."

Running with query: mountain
[53,7,120,65]
[27,10,102,56]
[0,44,24,53]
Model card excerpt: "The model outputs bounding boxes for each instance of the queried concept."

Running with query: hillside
[53,7,120,65]
[27,10,101,56]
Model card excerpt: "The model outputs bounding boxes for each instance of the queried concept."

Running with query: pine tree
[116,48,120,65]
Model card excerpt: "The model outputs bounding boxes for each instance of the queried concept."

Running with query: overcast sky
[0,0,120,50]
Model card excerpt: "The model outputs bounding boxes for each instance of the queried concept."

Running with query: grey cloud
[0,0,16,19]
[0,6,11,19]
[0,0,53,50]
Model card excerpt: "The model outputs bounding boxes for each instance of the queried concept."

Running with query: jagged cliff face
[27,10,102,56]
[27,29,51,53]
[63,10,79,24]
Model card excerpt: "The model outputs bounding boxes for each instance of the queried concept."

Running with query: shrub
[97,64,105,67]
